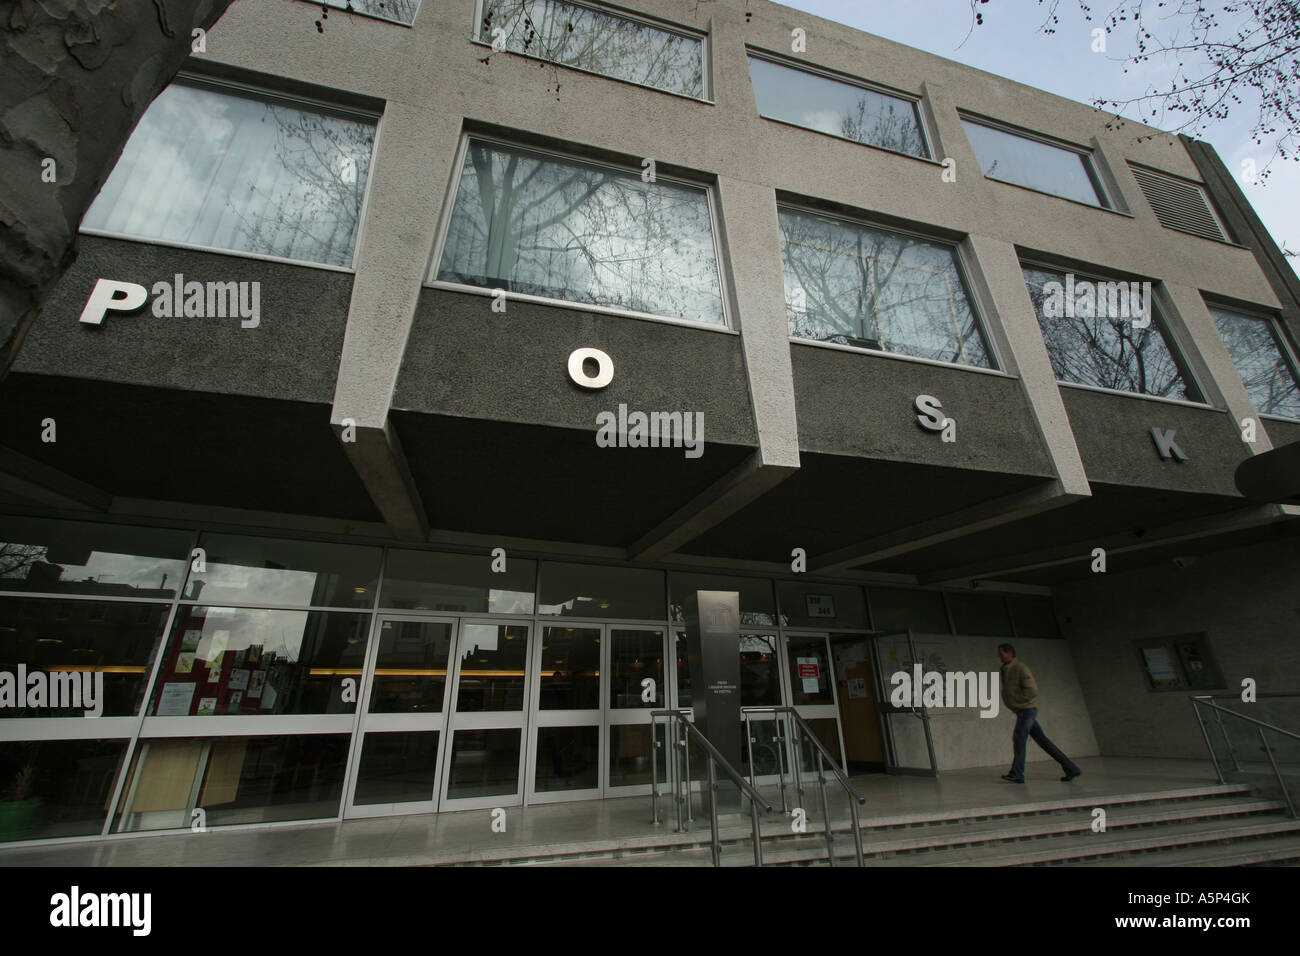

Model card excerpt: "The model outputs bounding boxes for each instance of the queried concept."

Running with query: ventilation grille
[1129,164,1229,242]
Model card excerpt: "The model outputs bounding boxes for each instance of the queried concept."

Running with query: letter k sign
[1151,428,1189,461]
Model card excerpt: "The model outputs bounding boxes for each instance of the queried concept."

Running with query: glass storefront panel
[740,718,783,777]
[777,581,868,629]
[669,572,777,627]
[609,629,664,708]
[0,517,190,599]
[148,606,370,716]
[795,717,842,773]
[381,549,535,614]
[454,624,528,712]
[0,597,169,717]
[534,726,599,793]
[539,562,665,620]
[868,587,950,634]
[538,626,600,710]
[353,731,440,805]
[369,619,453,713]
[446,729,521,799]
[185,533,380,609]
[0,739,129,841]
[114,734,350,831]
[947,593,1014,636]
[609,723,656,787]
[739,633,780,706]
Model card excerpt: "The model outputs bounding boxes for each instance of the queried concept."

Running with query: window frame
[1020,258,1208,405]
[746,48,933,162]
[427,132,734,331]
[778,200,1001,372]
[1205,300,1300,421]
[78,71,381,272]
[961,113,1113,210]
[317,0,420,26]
[470,0,711,102]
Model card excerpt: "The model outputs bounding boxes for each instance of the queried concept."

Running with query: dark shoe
[1002,773,1025,783]
[1061,770,1082,782]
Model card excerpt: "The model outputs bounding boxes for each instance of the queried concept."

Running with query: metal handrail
[742,706,866,867]
[650,709,774,866]
[1191,696,1298,818]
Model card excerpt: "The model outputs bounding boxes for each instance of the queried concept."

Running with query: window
[963,118,1108,207]
[779,207,993,368]
[434,139,726,325]
[82,79,376,268]
[322,0,419,24]
[1209,306,1300,419]
[1022,265,1196,399]
[1129,164,1229,242]
[477,0,705,99]
[748,54,928,158]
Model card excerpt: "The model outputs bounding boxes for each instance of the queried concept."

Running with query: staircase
[452,783,1300,866]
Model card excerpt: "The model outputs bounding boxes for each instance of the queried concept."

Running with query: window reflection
[1209,307,1300,419]
[0,519,189,599]
[781,207,992,367]
[83,82,375,267]
[1022,265,1191,398]
[479,0,704,98]
[963,119,1105,207]
[454,624,528,712]
[749,56,926,157]
[437,140,725,324]
[185,534,379,608]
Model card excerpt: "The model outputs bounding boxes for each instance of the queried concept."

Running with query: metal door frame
[868,629,939,775]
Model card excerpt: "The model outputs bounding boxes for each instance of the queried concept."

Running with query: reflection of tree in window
[1022,267,1188,398]
[1210,308,1300,418]
[438,142,724,323]
[481,0,703,98]
[838,96,924,156]
[324,0,421,24]
[780,209,990,367]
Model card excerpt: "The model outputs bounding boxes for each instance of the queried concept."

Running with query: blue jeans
[1010,708,1081,778]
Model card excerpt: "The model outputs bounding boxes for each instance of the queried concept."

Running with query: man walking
[998,644,1082,783]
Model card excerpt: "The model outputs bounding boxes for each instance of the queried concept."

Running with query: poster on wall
[174,653,196,674]
[247,670,266,699]
[181,629,202,651]
[157,682,196,716]
[228,669,251,691]
[197,697,217,716]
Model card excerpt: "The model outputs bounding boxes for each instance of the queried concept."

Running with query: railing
[742,706,866,867]
[650,709,774,866]
[1191,694,1298,818]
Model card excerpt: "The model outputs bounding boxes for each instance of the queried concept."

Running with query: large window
[963,118,1108,208]
[477,0,705,99]
[748,54,927,158]
[1208,306,1300,419]
[779,207,993,368]
[82,79,376,268]
[1022,265,1195,399]
[322,0,419,24]
[435,139,726,325]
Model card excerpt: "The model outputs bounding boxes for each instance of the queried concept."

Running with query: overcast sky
[778,0,1299,272]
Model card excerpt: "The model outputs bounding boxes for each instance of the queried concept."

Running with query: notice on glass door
[797,657,820,694]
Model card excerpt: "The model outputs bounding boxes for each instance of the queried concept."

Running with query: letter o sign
[567,347,613,390]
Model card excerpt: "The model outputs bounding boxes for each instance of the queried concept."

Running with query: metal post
[1190,699,1225,784]
[850,797,864,866]
[674,719,686,834]
[775,712,790,812]
[707,755,721,867]
[817,748,834,867]
[1258,727,1296,819]
[745,710,757,791]
[1213,708,1241,772]
[651,715,661,825]
[751,798,764,867]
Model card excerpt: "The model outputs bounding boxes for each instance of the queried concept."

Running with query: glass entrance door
[869,630,938,774]
[780,632,845,772]
[344,615,456,818]
[439,621,533,811]
[527,625,602,803]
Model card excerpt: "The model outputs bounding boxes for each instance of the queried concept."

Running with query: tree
[971,1,1300,178]
[0,0,236,377]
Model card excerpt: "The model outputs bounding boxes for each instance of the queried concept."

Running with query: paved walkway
[0,757,1224,866]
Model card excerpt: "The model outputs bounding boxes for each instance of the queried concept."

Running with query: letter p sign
[80,278,147,325]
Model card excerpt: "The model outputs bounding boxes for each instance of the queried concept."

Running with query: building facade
[1,0,1298,843]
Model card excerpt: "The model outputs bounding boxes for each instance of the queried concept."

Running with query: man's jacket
[1001,657,1039,713]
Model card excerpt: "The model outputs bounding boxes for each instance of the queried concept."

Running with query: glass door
[526,625,602,804]
[869,630,938,774]
[606,626,668,795]
[780,632,845,773]
[344,616,456,819]
[439,621,533,811]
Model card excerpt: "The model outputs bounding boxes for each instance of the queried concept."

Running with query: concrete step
[1075,833,1300,867]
